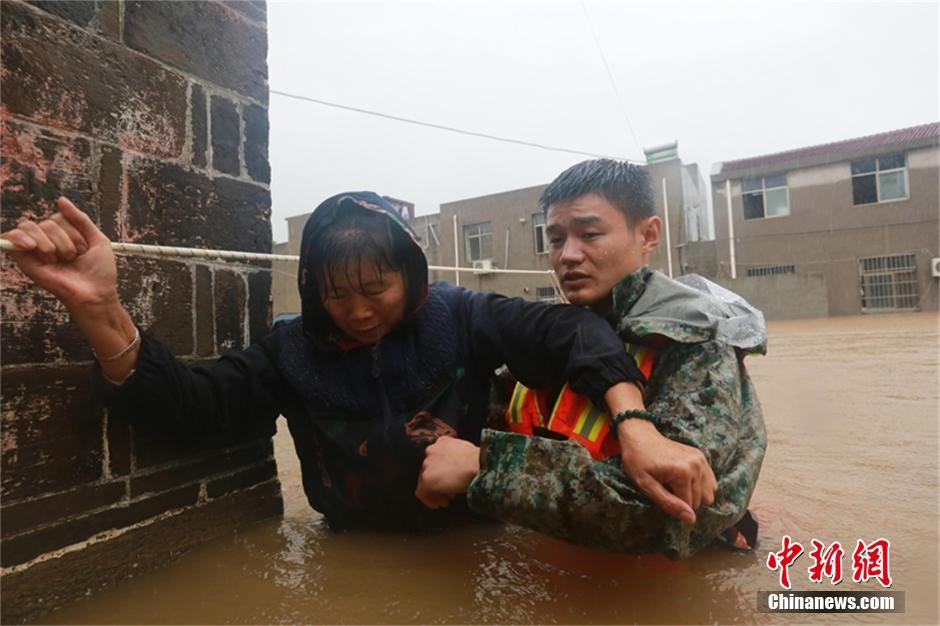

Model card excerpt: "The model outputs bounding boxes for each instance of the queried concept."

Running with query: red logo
[851,538,892,588]
[767,537,892,589]
[808,540,845,585]
[766,535,804,589]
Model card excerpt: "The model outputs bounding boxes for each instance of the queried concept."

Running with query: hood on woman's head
[297,192,428,349]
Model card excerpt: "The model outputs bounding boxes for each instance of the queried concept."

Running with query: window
[746,264,795,277]
[533,212,548,254]
[742,174,789,220]
[851,153,908,205]
[463,222,492,263]
[858,253,918,311]
[536,286,559,302]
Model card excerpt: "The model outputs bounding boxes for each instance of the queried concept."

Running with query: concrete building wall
[410,212,447,280]
[715,273,830,320]
[647,157,690,277]
[712,144,939,316]
[435,185,559,299]
[0,2,280,621]
[271,240,299,316]
[679,240,719,278]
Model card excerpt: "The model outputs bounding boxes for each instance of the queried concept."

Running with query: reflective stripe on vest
[504,342,657,460]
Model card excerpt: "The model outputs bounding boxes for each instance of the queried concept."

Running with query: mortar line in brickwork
[1,476,282,578]
[2,115,269,191]
[237,100,248,178]
[101,410,112,481]
[3,484,136,541]
[204,476,280,503]
[0,477,130,508]
[0,472,276,563]
[16,1,270,111]
[205,85,215,179]
[129,440,269,477]
[0,503,191,576]
[118,150,129,241]
[182,81,195,165]
[130,460,275,501]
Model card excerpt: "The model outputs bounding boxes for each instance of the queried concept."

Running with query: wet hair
[300,206,427,340]
[539,159,655,225]
[307,209,423,303]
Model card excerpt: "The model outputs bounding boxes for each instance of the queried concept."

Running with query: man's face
[546,193,651,312]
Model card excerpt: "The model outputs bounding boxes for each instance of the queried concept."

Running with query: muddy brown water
[38,313,939,624]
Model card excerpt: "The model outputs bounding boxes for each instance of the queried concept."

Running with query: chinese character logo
[766,535,804,589]
[808,540,845,585]
[851,538,892,588]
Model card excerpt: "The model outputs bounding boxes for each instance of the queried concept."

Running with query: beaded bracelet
[611,408,654,428]
[93,327,141,363]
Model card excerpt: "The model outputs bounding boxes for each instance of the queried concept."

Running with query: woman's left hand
[414,436,480,508]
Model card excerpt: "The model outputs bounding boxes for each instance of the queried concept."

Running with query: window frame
[858,252,919,312]
[741,174,790,220]
[532,212,548,255]
[463,221,493,264]
[851,152,910,206]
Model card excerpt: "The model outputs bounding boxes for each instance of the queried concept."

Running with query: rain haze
[267,1,938,243]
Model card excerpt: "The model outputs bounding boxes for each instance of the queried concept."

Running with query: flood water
[39,313,939,624]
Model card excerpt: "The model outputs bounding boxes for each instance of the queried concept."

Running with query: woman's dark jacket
[103,192,643,531]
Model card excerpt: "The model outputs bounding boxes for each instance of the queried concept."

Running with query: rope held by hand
[0,238,559,276]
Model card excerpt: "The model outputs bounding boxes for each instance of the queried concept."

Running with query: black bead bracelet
[611,408,654,428]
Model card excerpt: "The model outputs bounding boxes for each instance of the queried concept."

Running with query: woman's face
[320,260,407,344]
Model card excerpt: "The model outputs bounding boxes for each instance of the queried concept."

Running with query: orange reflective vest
[505,343,656,460]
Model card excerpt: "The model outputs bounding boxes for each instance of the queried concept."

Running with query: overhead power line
[579,1,643,155]
[270,89,644,163]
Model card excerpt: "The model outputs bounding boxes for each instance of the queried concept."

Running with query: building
[710,122,940,317]
[412,145,709,300]
[643,142,715,279]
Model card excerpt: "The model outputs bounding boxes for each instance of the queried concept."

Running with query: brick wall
[0,1,281,621]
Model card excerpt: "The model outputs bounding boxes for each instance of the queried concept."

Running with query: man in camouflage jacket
[417,159,767,559]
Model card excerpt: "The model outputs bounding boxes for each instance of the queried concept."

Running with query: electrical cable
[579,1,642,155]
[270,89,643,163]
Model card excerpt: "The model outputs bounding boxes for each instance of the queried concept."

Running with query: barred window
[859,253,918,311]
[746,264,795,277]
[536,286,559,302]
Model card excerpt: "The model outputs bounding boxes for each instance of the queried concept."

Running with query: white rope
[0,238,299,263]
[0,238,558,276]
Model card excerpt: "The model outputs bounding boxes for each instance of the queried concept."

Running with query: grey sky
[267,1,938,243]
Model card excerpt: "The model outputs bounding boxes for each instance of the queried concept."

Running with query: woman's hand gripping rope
[2,197,140,382]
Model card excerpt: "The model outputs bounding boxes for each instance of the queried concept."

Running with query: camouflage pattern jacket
[466,267,768,559]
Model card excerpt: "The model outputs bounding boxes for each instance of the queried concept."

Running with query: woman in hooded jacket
[4,192,676,532]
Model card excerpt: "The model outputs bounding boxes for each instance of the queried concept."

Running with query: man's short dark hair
[539,159,655,225]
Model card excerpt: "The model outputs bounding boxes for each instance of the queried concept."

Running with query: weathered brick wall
[0,1,280,621]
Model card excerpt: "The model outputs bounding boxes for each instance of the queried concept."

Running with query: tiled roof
[714,122,939,179]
